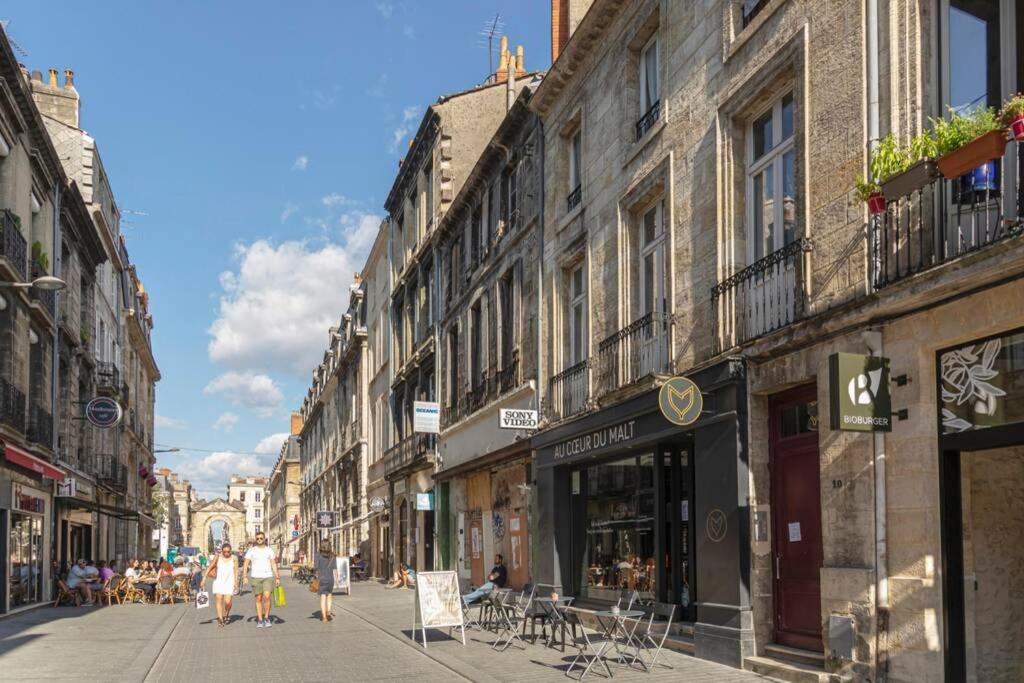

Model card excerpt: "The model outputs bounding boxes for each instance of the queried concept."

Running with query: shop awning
[65,497,143,521]
[2,442,64,480]
[137,512,156,527]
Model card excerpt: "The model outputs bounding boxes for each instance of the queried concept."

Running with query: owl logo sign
[658,377,703,426]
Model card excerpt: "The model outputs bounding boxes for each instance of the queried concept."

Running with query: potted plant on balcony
[857,135,905,214]
[933,107,1007,180]
[30,241,49,277]
[1001,93,1024,141]
[875,132,941,200]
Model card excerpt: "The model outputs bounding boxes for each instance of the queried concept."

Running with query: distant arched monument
[191,498,247,553]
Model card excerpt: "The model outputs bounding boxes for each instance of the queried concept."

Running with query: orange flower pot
[936,129,1009,180]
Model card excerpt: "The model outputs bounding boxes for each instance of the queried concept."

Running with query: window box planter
[867,191,886,215]
[880,159,940,200]
[936,129,1008,180]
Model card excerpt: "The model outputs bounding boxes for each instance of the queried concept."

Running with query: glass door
[659,443,695,619]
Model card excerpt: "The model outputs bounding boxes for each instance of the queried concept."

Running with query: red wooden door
[769,385,823,651]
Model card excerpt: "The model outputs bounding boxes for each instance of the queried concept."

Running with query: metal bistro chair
[540,596,576,651]
[492,588,531,652]
[564,607,613,680]
[524,584,557,643]
[631,602,676,670]
[479,587,508,632]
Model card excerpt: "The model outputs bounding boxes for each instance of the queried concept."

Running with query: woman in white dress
[206,543,238,627]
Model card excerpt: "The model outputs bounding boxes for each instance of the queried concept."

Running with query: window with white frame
[568,264,586,365]
[746,92,796,263]
[638,201,665,319]
[640,35,659,115]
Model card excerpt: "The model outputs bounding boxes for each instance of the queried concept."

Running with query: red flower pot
[146,475,158,486]
[1011,115,1024,141]
[867,191,886,215]
[139,466,149,478]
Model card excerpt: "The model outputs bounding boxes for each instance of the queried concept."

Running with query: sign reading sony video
[413,401,440,434]
[499,408,538,429]
[829,353,892,432]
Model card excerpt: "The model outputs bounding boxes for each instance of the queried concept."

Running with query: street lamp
[0,275,67,291]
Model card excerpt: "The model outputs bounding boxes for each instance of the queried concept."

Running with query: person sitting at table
[158,561,174,579]
[172,557,190,578]
[385,563,415,589]
[462,554,508,605]
[134,560,157,599]
[66,559,95,607]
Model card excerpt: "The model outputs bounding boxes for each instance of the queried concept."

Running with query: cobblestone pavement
[0,575,779,682]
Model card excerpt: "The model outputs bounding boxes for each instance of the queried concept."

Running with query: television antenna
[1,21,30,57]
[477,13,504,80]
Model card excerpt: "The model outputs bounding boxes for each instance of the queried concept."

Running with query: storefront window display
[9,513,44,608]
[581,454,656,602]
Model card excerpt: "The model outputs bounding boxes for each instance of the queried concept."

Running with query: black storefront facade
[533,358,754,667]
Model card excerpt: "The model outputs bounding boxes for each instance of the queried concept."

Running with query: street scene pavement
[0,575,778,682]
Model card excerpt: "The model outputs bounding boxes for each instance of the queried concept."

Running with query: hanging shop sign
[658,376,704,426]
[828,353,892,432]
[413,401,441,434]
[369,496,386,513]
[12,483,46,514]
[316,510,338,529]
[499,408,538,429]
[85,397,123,428]
[416,492,434,511]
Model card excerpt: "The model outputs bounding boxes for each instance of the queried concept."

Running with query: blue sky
[5,1,550,498]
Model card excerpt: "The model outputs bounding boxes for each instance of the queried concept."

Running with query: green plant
[79,327,90,345]
[930,107,1001,156]
[856,134,911,201]
[1000,93,1024,125]
[29,240,49,272]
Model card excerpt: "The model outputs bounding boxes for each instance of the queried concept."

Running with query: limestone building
[266,413,302,563]
[227,474,268,544]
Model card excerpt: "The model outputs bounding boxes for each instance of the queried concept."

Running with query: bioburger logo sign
[829,352,892,432]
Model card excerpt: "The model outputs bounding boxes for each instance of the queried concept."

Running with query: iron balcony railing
[498,350,520,394]
[90,454,128,491]
[29,285,56,321]
[466,374,489,415]
[596,312,672,396]
[544,359,589,422]
[26,403,52,447]
[0,377,26,433]
[566,185,582,213]
[0,209,27,281]
[711,237,812,350]
[383,434,434,477]
[96,362,120,394]
[636,100,661,141]
[871,144,1024,289]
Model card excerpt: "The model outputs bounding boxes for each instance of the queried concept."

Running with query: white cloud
[373,1,393,19]
[389,106,421,154]
[207,227,380,377]
[203,371,283,418]
[402,24,416,39]
[321,193,356,208]
[291,155,309,171]
[280,202,299,223]
[213,412,239,432]
[254,432,289,455]
[177,451,273,501]
[155,415,188,430]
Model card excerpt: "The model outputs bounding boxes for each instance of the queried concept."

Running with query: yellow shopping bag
[272,584,286,607]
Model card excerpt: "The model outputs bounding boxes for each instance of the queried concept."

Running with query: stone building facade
[434,77,542,591]
[227,474,268,544]
[266,414,301,564]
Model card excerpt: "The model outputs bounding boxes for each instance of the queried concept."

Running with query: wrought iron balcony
[89,454,127,492]
[0,209,27,281]
[544,359,589,422]
[635,100,661,141]
[498,350,520,394]
[566,185,582,213]
[0,377,26,433]
[712,238,812,350]
[871,145,1024,289]
[29,285,56,321]
[96,362,120,395]
[596,312,672,396]
[26,403,52,447]
[383,434,434,477]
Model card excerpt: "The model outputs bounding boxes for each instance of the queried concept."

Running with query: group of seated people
[63,556,197,606]
[587,554,656,591]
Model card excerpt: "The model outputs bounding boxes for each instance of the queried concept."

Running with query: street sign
[828,353,892,432]
[413,401,440,434]
[85,397,122,428]
[498,408,538,429]
[55,478,77,497]
[369,496,386,513]
[291,530,299,538]
[416,492,433,511]
[316,510,337,529]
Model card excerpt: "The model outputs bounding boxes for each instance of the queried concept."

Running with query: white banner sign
[334,556,351,595]
[413,401,440,434]
[413,571,465,648]
[499,408,538,429]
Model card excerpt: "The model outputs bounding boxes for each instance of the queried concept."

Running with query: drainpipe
[50,182,61,592]
[863,328,889,680]
[532,117,546,587]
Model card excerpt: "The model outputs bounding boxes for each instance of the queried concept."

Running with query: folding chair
[524,583,556,642]
[564,608,613,680]
[632,602,676,670]
[53,580,76,607]
[492,589,529,652]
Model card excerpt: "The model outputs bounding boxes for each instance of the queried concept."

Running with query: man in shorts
[242,532,281,628]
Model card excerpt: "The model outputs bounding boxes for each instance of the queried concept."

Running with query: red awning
[3,442,64,480]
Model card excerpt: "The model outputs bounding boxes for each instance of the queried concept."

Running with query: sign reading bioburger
[828,352,892,432]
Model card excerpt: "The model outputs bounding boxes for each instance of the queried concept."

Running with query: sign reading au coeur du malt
[828,353,892,432]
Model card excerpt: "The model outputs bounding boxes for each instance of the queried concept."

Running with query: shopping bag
[273,584,286,607]
[195,590,210,610]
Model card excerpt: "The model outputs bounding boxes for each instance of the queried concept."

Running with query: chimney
[47,68,57,87]
[516,45,525,77]
[28,65,80,128]
[506,57,516,111]
[551,0,595,63]
[496,36,510,83]
[290,411,303,435]
[64,69,75,90]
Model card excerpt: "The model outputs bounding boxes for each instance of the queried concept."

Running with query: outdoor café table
[593,609,645,674]
[533,597,574,651]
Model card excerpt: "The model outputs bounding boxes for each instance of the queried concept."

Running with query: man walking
[242,532,281,628]
[462,553,508,605]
